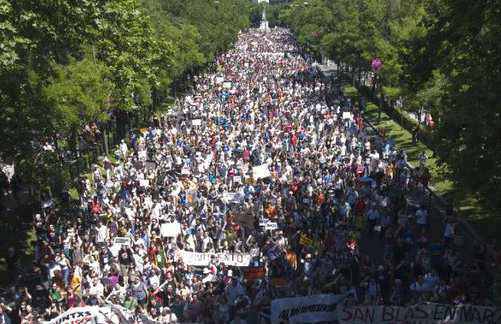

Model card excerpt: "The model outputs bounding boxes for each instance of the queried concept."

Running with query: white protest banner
[271,294,346,324]
[264,222,278,230]
[179,251,251,267]
[223,81,232,89]
[160,222,181,238]
[113,237,131,246]
[253,163,271,180]
[192,119,202,126]
[46,306,99,324]
[259,219,278,231]
[338,303,501,324]
[46,305,140,324]
[223,192,244,204]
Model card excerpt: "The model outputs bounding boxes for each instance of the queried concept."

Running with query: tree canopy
[0,0,255,192]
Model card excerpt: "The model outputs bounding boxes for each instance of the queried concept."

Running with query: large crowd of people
[1,28,497,324]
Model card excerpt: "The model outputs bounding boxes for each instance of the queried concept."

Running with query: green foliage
[343,85,359,99]
[422,0,501,207]
[0,1,28,71]
[93,0,171,110]
[367,102,378,112]
[414,70,447,114]
[278,0,428,84]
[158,0,252,63]
[68,187,80,201]
[42,56,113,131]
[382,86,401,100]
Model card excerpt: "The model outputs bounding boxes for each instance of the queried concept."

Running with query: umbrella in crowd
[0,28,497,324]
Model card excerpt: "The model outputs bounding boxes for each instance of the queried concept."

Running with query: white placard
[271,294,346,324]
[192,119,202,126]
[223,81,232,89]
[342,111,352,120]
[259,218,278,230]
[113,237,131,246]
[160,222,182,238]
[223,192,244,204]
[253,163,271,179]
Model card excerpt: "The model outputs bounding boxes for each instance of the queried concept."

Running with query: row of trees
[275,0,501,208]
[0,0,255,196]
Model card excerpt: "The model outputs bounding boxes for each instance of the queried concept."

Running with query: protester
[1,27,494,323]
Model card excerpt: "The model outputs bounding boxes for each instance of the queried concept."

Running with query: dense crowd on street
[0,28,498,324]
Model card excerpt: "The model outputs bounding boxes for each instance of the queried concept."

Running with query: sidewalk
[360,100,501,304]
[362,103,500,245]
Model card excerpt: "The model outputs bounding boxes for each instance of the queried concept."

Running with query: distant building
[260,8,270,32]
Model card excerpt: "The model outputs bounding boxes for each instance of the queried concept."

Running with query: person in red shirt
[89,196,102,216]
[354,198,366,218]
[355,114,364,130]
[242,147,250,161]
[290,132,298,147]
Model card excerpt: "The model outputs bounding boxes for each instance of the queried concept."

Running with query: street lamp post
[371,57,383,122]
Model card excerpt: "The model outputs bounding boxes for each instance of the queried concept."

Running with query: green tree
[42,56,113,132]
[421,0,501,206]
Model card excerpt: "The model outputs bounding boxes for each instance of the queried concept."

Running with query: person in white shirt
[148,268,161,290]
[95,222,109,246]
[119,140,128,160]
[88,277,105,300]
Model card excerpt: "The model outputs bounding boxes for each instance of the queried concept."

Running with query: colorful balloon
[371,57,383,72]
